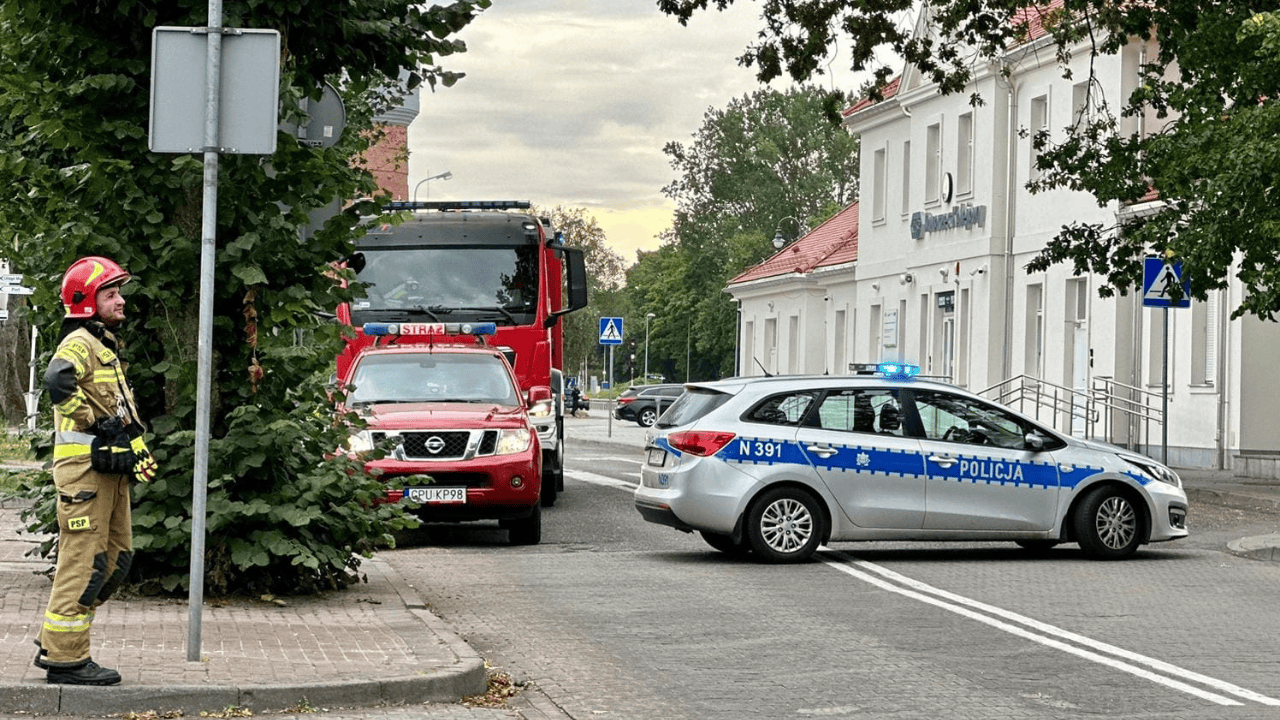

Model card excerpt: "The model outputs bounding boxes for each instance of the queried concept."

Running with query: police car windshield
[348,353,520,407]
[351,246,539,324]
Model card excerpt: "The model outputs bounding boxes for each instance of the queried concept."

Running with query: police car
[634,364,1188,562]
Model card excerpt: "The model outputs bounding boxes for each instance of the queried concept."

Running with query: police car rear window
[653,388,730,428]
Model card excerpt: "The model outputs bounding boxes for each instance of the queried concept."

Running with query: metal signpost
[149,3,279,661]
[1142,257,1191,464]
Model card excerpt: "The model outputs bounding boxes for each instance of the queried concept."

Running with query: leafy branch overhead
[662,0,1280,319]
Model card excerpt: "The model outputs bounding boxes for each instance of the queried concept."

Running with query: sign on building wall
[910,204,987,240]
[882,309,899,348]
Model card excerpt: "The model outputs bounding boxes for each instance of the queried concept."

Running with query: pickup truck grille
[372,429,502,461]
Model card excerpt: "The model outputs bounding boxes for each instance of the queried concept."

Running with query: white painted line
[819,550,1278,707]
[575,456,644,466]
[565,468,637,490]
[843,555,1280,706]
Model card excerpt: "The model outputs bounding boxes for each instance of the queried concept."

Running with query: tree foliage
[533,205,630,385]
[661,0,1280,319]
[0,0,488,595]
[629,86,858,381]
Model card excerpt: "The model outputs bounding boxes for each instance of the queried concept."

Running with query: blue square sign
[599,317,624,345]
[1142,257,1191,309]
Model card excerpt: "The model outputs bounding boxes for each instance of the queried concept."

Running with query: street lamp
[644,312,655,383]
[412,170,453,201]
[772,215,807,250]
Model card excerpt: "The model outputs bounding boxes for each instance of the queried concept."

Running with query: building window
[1147,307,1168,387]
[834,309,847,375]
[1025,284,1044,377]
[900,140,911,215]
[1029,94,1049,182]
[743,320,754,376]
[872,146,887,222]
[1191,291,1218,386]
[957,112,973,197]
[765,317,777,375]
[1072,80,1090,127]
[870,304,882,361]
[925,122,941,204]
[788,315,799,374]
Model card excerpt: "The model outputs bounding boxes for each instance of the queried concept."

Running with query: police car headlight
[346,430,375,454]
[495,428,532,455]
[1121,456,1182,488]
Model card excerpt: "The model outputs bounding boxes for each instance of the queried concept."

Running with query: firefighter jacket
[45,323,144,462]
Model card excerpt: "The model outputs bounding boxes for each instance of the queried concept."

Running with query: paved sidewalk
[0,498,486,717]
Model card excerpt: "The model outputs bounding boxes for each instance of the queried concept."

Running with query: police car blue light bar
[362,322,497,337]
[877,362,921,379]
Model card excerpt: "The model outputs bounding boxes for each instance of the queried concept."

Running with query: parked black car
[614,384,685,427]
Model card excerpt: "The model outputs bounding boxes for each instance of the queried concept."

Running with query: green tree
[629,86,857,380]
[532,205,628,387]
[661,0,1280,319]
[0,0,489,595]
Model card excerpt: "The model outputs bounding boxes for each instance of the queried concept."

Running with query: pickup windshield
[348,352,521,407]
[351,245,539,324]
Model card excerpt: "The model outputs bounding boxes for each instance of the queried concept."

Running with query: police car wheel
[638,407,658,427]
[1073,486,1142,559]
[745,487,824,563]
[700,531,751,557]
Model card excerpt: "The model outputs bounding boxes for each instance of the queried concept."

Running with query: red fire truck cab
[337,201,589,507]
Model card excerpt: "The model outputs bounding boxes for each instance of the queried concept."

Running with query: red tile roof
[844,77,901,117]
[728,203,860,285]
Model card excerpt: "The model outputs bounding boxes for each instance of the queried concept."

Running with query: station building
[726,7,1280,476]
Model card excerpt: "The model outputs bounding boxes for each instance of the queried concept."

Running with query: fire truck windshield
[351,245,540,324]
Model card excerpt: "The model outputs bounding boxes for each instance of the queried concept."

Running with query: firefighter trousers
[37,457,133,669]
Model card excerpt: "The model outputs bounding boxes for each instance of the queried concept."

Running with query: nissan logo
[424,435,446,454]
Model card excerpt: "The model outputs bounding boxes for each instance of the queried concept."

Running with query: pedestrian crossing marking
[1144,263,1183,301]
[600,320,621,342]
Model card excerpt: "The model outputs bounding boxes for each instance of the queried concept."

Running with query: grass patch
[0,431,36,463]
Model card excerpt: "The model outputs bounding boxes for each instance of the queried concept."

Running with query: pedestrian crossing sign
[599,317,624,345]
[1142,257,1191,309]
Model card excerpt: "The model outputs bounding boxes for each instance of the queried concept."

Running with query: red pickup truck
[341,323,549,544]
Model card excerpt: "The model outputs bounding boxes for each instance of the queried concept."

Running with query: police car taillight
[668,431,737,457]
[361,322,497,337]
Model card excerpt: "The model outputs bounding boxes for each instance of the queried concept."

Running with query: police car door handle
[805,444,838,458]
[928,455,958,468]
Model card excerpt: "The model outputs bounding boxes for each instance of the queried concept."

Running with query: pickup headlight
[345,430,375,454]
[1121,455,1182,488]
[495,428,532,455]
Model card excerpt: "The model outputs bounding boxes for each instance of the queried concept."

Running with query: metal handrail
[978,373,1164,449]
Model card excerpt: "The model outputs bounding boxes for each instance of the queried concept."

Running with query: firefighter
[33,256,157,686]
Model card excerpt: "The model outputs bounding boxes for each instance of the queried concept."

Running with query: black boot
[33,640,49,670]
[46,661,121,686]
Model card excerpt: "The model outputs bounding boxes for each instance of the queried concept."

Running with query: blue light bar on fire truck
[362,322,497,337]
[383,200,532,212]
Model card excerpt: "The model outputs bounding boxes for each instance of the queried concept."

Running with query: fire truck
[336,201,589,506]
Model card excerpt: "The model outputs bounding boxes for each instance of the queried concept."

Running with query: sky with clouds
[406,0,871,264]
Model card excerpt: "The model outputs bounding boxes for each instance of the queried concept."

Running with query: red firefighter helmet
[61,256,131,318]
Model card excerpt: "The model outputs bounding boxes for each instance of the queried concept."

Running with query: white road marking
[575,456,644,466]
[565,468,637,490]
[820,549,1280,707]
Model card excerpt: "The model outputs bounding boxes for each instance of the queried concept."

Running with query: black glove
[88,416,134,475]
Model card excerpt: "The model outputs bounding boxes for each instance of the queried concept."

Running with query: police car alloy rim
[759,497,814,553]
[1095,495,1137,550]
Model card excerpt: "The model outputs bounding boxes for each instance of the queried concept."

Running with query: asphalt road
[374,437,1280,720]
[10,431,1277,720]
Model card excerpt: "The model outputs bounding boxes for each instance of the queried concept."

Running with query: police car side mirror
[1024,431,1048,452]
